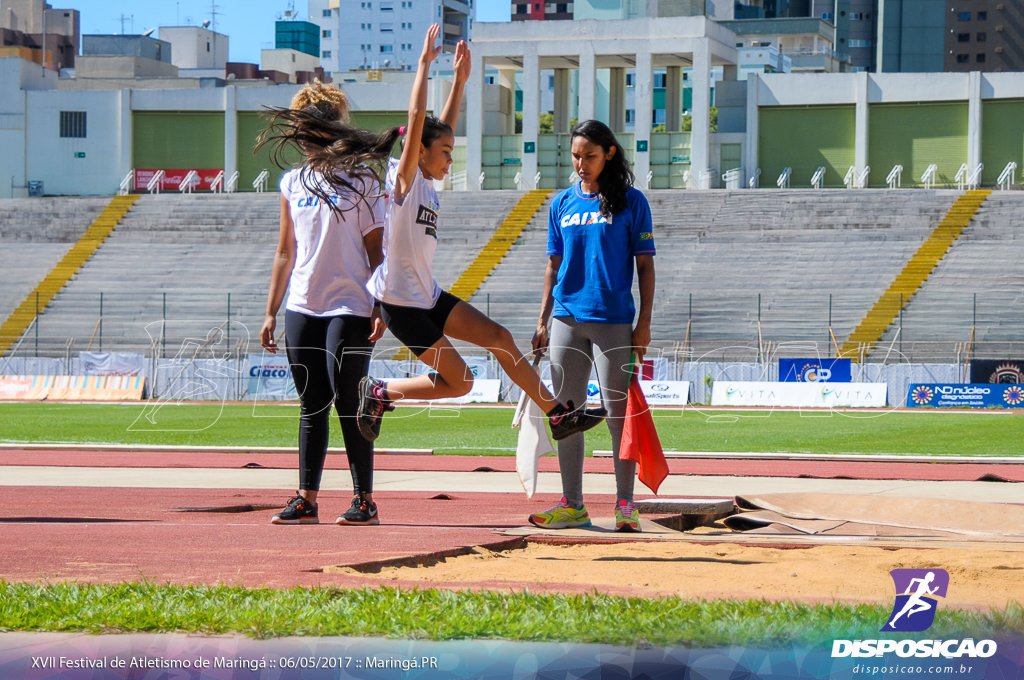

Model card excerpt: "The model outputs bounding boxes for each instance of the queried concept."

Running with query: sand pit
[336,532,1024,608]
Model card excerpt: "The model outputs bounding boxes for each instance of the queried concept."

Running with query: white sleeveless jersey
[281,167,384,317]
[366,158,442,309]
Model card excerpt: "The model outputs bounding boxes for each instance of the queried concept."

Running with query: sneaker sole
[336,517,380,526]
[356,377,381,442]
[528,517,592,530]
[615,522,641,532]
[270,517,320,525]
[550,414,607,441]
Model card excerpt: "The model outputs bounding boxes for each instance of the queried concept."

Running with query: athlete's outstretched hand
[420,23,442,64]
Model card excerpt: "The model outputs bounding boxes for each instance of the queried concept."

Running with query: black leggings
[285,310,374,494]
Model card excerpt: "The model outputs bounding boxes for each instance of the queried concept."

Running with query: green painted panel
[133,111,224,169]
[869,102,967,188]
[982,99,1024,185]
[758,106,855,188]
[237,111,404,193]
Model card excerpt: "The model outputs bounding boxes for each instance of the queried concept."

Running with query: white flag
[512,391,555,498]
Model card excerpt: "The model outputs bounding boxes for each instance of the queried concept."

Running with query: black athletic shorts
[380,290,461,357]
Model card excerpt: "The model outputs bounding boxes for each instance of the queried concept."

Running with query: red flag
[619,373,668,494]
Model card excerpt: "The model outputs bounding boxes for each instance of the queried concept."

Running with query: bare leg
[442,301,559,412]
[373,336,474,401]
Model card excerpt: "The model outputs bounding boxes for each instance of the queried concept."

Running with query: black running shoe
[548,400,608,440]
[357,377,394,442]
[337,495,380,525]
[271,493,319,525]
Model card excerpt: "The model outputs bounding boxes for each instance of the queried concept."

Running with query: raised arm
[439,40,470,131]
[394,23,442,200]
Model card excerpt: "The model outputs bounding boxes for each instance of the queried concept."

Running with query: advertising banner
[969,360,1024,384]
[711,381,886,407]
[135,169,223,192]
[779,358,852,383]
[0,375,145,401]
[906,383,1024,409]
[541,380,689,406]
[79,352,145,376]
[246,354,298,400]
[431,379,501,404]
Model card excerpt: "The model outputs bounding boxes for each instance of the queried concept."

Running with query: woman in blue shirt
[530,119,656,532]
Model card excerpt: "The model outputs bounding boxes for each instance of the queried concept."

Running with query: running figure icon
[887,571,939,628]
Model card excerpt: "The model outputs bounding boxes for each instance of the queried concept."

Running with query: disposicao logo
[883,568,948,632]
[831,568,998,660]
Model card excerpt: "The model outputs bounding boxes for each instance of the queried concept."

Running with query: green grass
[0,402,1021,456]
[1,582,1021,646]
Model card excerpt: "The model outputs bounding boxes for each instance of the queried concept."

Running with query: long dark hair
[571,119,634,217]
[399,114,453,152]
[256,101,400,214]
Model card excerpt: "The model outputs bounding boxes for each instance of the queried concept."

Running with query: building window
[322,8,332,16]
[956,53,969,63]
[380,23,393,32]
[380,44,393,53]
[957,32,970,42]
[322,50,332,58]
[977,11,987,20]
[977,53,986,63]
[626,73,633,86]
[322,30,331,37]
[958,11,971,20]
[625,109,634,124]
[60,111,86,138]
[977,32,987,42]
[515,3,528,12]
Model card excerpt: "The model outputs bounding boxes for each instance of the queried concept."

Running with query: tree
[681,106,718,133]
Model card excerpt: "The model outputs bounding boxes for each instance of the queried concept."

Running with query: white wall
[25,89,128,195]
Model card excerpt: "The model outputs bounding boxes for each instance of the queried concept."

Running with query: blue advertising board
[779,358,852,383]
[906,383,1024,408]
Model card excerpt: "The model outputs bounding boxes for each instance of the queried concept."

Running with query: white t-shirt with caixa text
[281,167,384,317]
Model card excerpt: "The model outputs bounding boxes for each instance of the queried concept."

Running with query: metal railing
[921,164,939,190]
[748,168,761,189]
[145,170,165,194]
[776,166,791,189]
[722,167,744,190]
[209,170,225,193]
[179,170,200,194]
[118,169,134,196]
[810,166,825,189]
[886,164,903,189]
[998,162,1017,191]
[252,170,270,193]
[698,168,716,190]
[225,171,240,194]
[855,166,871,189]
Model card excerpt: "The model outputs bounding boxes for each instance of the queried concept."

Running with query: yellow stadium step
[838,189,990,360]
[392,189,552,360]
[0,194,139,357]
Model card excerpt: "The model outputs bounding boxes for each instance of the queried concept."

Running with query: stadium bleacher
[2,188,1023,363]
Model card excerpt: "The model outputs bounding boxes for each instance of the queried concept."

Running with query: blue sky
[60,0,510,64]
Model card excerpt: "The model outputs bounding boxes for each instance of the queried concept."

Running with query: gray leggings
[549,316,636,506]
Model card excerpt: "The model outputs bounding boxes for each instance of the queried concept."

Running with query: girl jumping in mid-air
[352,25,607,443]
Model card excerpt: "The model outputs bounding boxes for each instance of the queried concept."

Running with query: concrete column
[854,71,869,185]
[223,86,237,185]
[498,68,516,135]
[466,51,485,189]
[608,66,626,132]
[967,70,982,173]
[578,45,596,123]
[690,40,711,188]
[634,49,652,189]
[665,65,682,132]
[119,89,132,190]
[522,49,541,189]
[744,73,759,185]
[553,68,571,133]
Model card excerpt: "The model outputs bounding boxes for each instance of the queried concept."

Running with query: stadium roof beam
[465,16,738,190]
